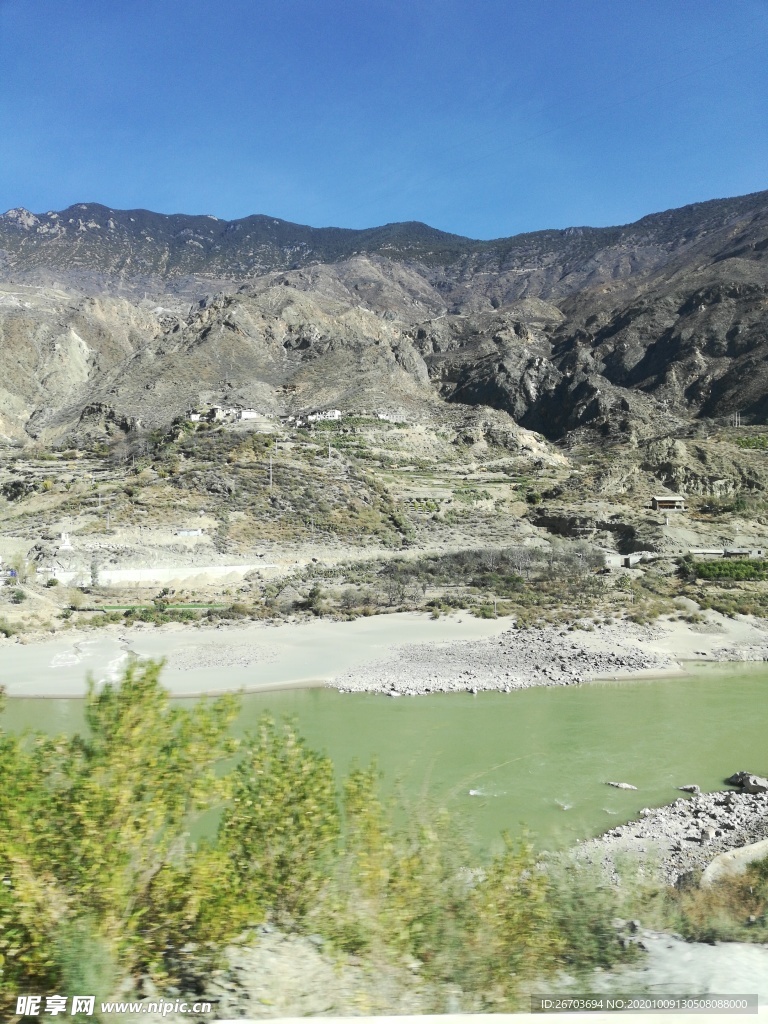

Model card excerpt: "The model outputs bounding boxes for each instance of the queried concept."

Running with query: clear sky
[1,0,766,239]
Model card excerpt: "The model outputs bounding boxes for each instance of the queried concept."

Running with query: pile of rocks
[713,643,768,663]
[334,622,673,695]
[580,773,768,887]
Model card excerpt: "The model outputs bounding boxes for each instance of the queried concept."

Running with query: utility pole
[269,455,273,489]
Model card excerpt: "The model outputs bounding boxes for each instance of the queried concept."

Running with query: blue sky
[1,0,766,238]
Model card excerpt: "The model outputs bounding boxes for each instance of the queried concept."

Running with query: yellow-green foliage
[669,856,768,944]
[316,769,575,1010]
[0,662,239,1009]
[218,716,340,923]
[0,666,639,1013]
[473,834,562,990]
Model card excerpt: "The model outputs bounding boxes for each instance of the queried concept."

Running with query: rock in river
[726,772,768,794]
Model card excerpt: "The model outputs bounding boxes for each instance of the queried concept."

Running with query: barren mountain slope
[1,189,768,443]
[2,188,767,308]
[1,286,447,442]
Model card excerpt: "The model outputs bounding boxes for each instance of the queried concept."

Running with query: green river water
[3,663,767,853]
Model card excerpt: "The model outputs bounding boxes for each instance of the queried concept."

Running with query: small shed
[651,495,686,511]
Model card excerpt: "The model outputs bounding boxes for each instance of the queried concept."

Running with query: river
[2,655,766,851]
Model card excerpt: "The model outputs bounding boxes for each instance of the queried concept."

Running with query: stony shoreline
[334,621,682,695]
[579,785,768,888]
[333,612,768,696]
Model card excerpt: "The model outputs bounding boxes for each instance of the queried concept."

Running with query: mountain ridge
[2,188,767,296]
[1,187,767,445]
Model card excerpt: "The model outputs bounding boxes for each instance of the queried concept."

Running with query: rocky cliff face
[0,189,767,444]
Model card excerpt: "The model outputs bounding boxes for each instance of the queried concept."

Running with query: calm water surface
[3,664,767,852]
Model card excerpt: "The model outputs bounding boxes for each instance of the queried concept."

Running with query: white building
[238,409,271,420]
[307,409,342,423]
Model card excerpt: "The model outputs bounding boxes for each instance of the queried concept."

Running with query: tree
[0,661,240,1009]
[9,554,32,583]
[218,717,340,923]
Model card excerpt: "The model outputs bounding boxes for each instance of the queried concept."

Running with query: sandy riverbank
[333,608,768,695]
[0,612,512,697]
[2,607,768,698]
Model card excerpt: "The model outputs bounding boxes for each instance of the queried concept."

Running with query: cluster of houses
[187,406,401,428]
[187,406,268,423]
[286,410,342,426]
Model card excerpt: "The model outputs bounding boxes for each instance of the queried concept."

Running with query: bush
[218,717,340,924]
[0,667,654,1013]
[693,558,768,581]
[669,856,768,945]
[0,662,239,1010]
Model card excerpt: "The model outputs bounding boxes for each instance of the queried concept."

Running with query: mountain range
[1,188,767,444]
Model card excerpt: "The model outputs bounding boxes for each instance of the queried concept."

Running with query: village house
[689,547,765,560]
[238,409,272,420]
[651,494,686,511]
[307,409,342,423]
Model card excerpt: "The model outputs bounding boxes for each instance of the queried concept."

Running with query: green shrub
[692,559,768,581]
[0,663,239,1009]
[218,716,340,923]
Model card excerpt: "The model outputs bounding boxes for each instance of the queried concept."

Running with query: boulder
[678,784,701,794]
[701,838,768,887]
[606,781,638,790]
[725,772,768,793]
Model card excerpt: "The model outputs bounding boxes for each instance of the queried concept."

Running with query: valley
[3,190,768,1015]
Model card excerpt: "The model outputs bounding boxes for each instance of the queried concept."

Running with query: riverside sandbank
[0,612,511,697]
[3,608,768,698]
[333,610,768,696]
